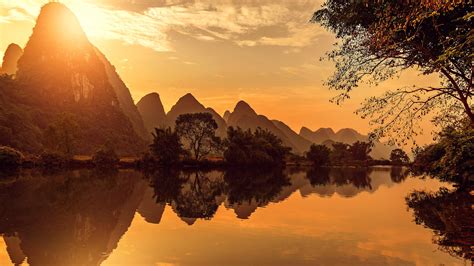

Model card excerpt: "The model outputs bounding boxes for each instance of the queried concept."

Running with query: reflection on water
[0,167,469,265]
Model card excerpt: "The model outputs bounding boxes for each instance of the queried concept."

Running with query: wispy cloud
[0,0,327,52]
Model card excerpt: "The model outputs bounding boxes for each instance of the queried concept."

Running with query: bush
[149,127,183,165]
[390,148,410,165]
[412,128,473,184]
[306,144,330,166]
[92,148,119,167]
[39,151,68,167]
[0,146,24,168]
[224,127,291,166]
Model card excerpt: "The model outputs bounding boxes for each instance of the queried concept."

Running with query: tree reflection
[406,187,474,261]
[390,166,409,183]
[306,167,372,189]
[0,169,145,266]
[224,167,291,207]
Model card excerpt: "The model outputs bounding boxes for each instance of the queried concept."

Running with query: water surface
[0,167,470,265]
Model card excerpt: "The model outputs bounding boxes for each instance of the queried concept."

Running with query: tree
[349,141,372,161]
[390,149,410,165]
[44,113,80,156]
[149,127,183,165]
[312,1,473,144]
[329,142,350,164]
[92,141,119,167]
[0,146,23,168]
[412,127,473,185]
[175,113,220,160]
[224,127,291,166]
[306,144,331,166]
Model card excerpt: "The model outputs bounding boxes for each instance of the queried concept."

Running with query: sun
[63,1,110,39]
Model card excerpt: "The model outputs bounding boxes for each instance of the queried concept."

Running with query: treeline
[305,142,409,166]
[1,111,413,169]
[142,112,291,168]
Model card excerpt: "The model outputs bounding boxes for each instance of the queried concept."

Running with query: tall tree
[44,113,79,156]
[149,127,183,165]
[175,113,220,160]
[312,1,473,144]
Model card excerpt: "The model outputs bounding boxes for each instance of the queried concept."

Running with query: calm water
[0,167,471,265]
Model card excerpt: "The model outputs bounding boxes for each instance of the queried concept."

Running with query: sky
[0,0,439,141]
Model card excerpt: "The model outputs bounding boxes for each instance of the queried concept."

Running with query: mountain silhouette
[1,43,23,75]
[299,127,393,159]
[226,100,300,153]
[10,2,144,154]
[95,48,148,139]
[223,110,231,122]
[272,120,312,153]
[166,93,227,136]
[136,92,167,135]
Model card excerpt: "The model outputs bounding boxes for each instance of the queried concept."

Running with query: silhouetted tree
[0,146,23,168]
[175,113,221,160]
[349,141,372,161]
[329,142,350,164]
[412,128,473,185]
[149,127,183,165]
[312,1,473,144]
[44,113,79,156]
[306,144,331,166]
[224,127,290,166]
[390,149,410,165]
[92,141,119,167]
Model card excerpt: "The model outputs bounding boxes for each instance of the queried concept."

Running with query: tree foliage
[0,146,24,168]
[175,113,220,160]
[412,127,473,184]
[390,148,410,165]
[149,127,183,165]
[44,113,80,156]
[348,141,372,161]
[224,127,291,166]
[312,0,473,144]
[306,144,331,166]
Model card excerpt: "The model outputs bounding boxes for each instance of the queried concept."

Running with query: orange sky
[0,0,439,143]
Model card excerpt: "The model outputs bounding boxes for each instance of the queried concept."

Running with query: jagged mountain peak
[315,127,335,134]
[1,43,23,75]
[175,93,203,108]
[138,92,163,105]
[233,100,257,115]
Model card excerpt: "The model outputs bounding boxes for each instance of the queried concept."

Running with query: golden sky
[0,0,438,141]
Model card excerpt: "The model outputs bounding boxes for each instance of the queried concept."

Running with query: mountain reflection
[0,169,146,266]
[406,187,474,261]
[0,167,413,265]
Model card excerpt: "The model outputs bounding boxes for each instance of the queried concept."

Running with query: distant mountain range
[0,2,394,158]
[137,92,394,158]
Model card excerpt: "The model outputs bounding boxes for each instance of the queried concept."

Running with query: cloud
[0,0,328,52]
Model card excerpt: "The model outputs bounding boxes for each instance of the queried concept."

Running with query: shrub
[224,127,290,166]
[306,144,330,166]
[0,146,24,168]
[39,151,67,167]
[390,148,410,165]
[149,127,183,165]
[92,148,119,167]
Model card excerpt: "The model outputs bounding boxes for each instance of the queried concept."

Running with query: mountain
[272,120,312,153]
[95,48,148,139]
[10,2,143,154]
[226,101,301,153]
[299,127,336,144]
[136,92,167,135]
[223,110,231,122]
[166,93,227,137]
[299,127,393,159]
[335,128,365,143]
[1,43,23,75]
